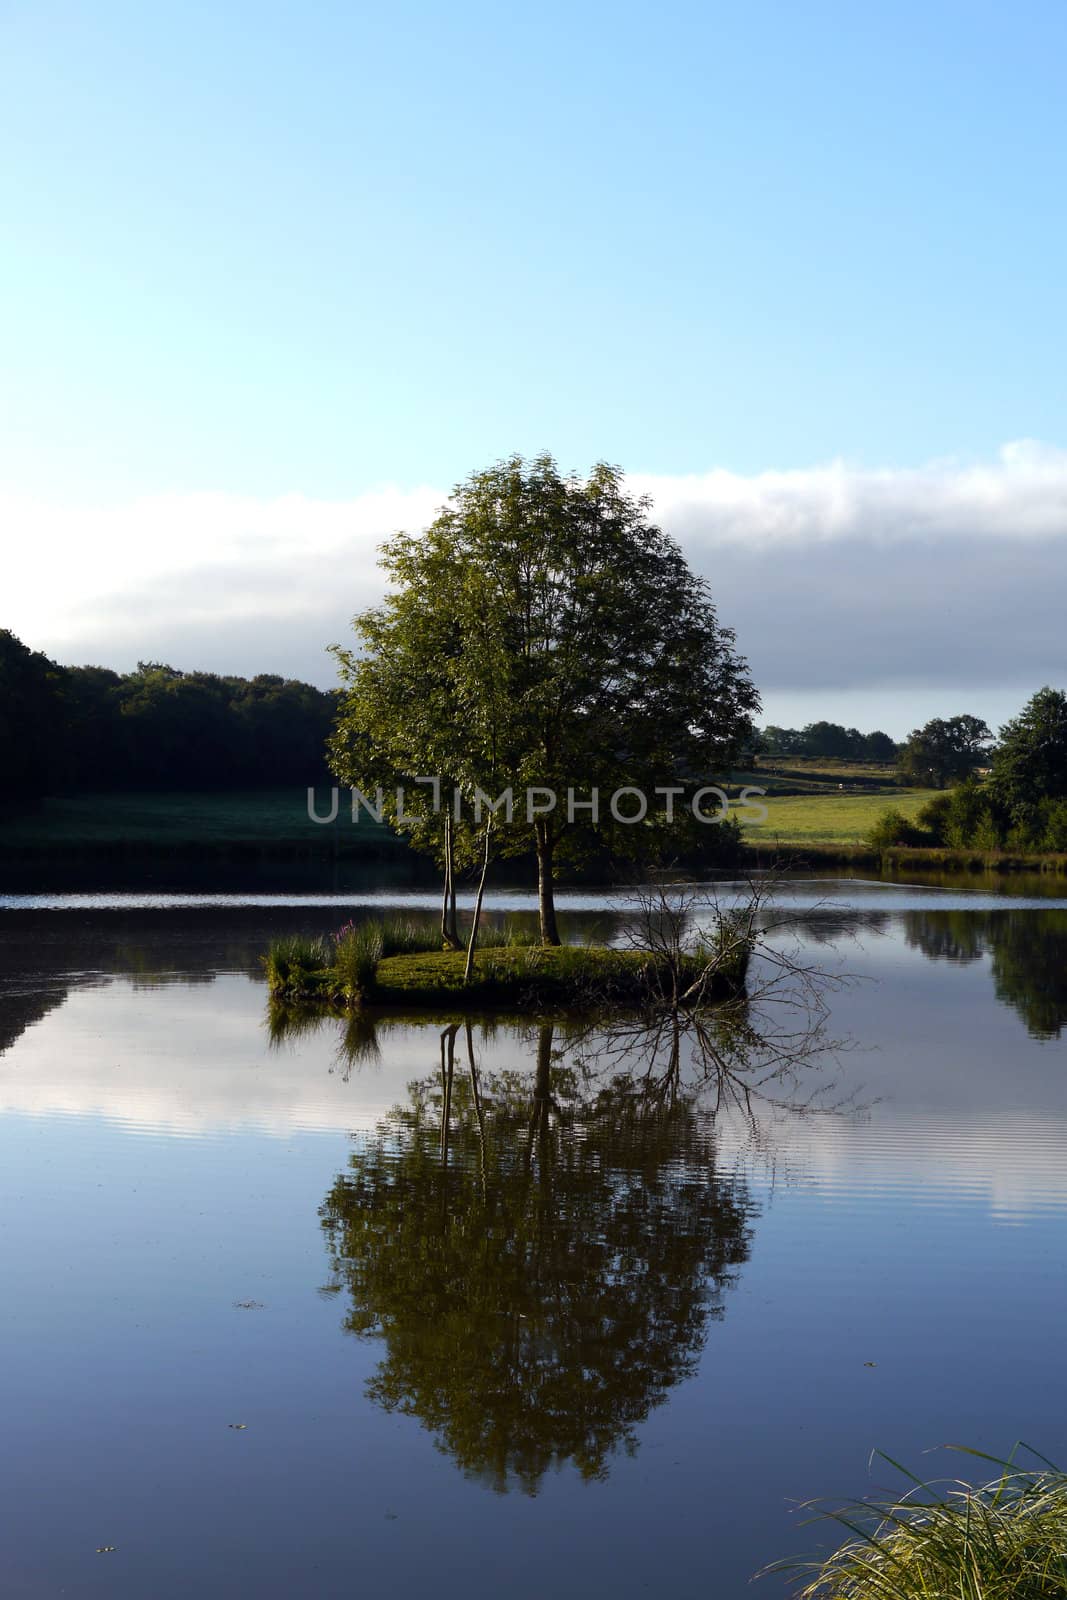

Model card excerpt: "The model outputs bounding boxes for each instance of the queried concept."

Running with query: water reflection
[903,910,1067,1040]
[320,1021,756,1493]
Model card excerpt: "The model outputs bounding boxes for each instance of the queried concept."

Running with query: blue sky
[3,0,1066,734]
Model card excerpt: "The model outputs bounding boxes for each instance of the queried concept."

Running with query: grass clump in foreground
[779,1449,1067,1600]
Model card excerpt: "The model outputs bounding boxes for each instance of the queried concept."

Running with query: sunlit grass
[743,789,938,845]
[776,1449,1067,1600]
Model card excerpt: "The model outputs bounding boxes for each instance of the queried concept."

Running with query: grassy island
[264,916,751,1013]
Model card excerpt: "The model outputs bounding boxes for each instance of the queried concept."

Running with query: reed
[778,1449,1067,1600]
[262,934,331,991]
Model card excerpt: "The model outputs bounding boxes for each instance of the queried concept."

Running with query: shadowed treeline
[1,628,336,801]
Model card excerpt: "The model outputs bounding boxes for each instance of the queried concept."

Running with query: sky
[3,0,1065,738]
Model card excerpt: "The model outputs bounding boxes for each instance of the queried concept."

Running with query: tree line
[759,722,899,761]
[871,689,1067,854]
[0,628,336,800]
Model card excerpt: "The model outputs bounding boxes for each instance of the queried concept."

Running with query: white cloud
[631,440,1067,546]
[5,442,1066,729]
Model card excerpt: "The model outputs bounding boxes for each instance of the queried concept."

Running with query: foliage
[263,934,332,993]
[760,722,898,761]
[1040,798,1067,851]
[0,628,66,802]
[781,1449,1067,1600]
[332,923,385,995]
[267,941,747,1010]
[916,730,1067,852]
[269,916,447,1000]
[329,453,759,942]
[1,630,338,798]
[867,807,933,850]
[917,778,1003,850]
[991,687,1067,827]
[898,714,993,789]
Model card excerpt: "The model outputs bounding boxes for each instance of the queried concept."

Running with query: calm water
[1,881,1065,1597]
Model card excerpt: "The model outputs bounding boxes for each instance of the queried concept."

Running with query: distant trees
[989,688,1067,827]
[759,722,898,761]
[0,631,337,796]
[897,715,993,789]
[330,454,759,945]
[871,689,1067,855]
[0,629,66,803]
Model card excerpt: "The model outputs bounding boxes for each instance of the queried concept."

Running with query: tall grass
[330,915,444,996]
[332,923,384,994]
[377,915,443,956]
[779,1449,1067,1600]
[469,914,540,950]
[263,934,331,990]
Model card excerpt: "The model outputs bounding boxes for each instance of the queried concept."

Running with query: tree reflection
[320,1021,755,1493]
[904,910,1067,1040]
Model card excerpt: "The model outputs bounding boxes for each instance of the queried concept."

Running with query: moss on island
[264,921,750,1013]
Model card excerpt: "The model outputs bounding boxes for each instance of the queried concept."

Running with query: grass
[262,933,333,991]
[264,921,749,1011]
[780,1450,1067,1600]
[742,788,938,845]
[730,759,905,795]
[0,789,401,857]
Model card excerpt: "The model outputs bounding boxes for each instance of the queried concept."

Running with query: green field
[0,789,398,853]
[748,756,902,791]
[4,783,938,856]
[742,787,936,845]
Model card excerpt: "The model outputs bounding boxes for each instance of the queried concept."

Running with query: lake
[1,877,1065,1597]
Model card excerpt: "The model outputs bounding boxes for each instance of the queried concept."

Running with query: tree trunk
[463,816,493,982]
[535,823,561,946]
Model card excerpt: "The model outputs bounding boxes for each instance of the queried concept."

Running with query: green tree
[916,778,1003,849]
[328,531,482,947]
[0,629,65,803]
[990,687,1067,827]
[329,454,759,944]
[861,730,898,761]
[898,714,993,789]
[319,1022,753,1492]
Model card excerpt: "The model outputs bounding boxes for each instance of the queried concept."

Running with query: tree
[898,714,993,789]
[917,778,1002,850]
[330,455,759,944]
[799,720,856,759]
[862,730,898,762]
[758,724,897,762]
[328,532,481,947]
[990,687,1067,825]
[0,629,65,803]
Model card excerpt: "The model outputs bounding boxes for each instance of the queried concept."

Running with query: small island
[264,915,752,1013]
